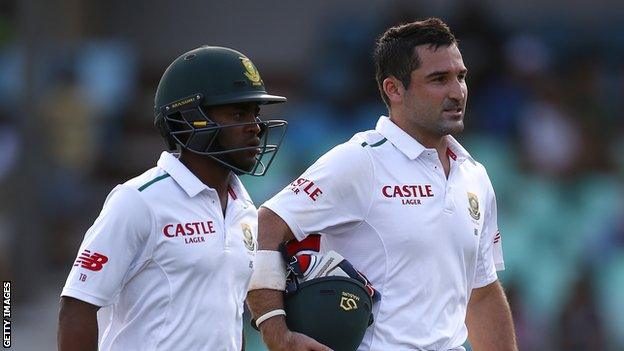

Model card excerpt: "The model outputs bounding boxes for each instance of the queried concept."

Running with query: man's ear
[382,76,405,104]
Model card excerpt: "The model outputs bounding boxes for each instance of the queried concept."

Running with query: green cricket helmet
[154,46,287,176]
[280,250,380,351]
[284,276,374,351]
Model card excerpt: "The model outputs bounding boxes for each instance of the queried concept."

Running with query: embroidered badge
[242,223,255,251]
[467,192,481,220]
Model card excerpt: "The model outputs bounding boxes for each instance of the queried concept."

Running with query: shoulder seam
[138,173,171,192]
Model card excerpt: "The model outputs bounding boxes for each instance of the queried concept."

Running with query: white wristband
[248,250,287,291]
[255,309,286,328]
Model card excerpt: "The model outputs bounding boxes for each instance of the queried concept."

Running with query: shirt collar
[226,173,252,204]
[375,116,473,162]
[156,151,209,198]
[375,116,426,160]
[444,135,473,163]
[156,152,253,202]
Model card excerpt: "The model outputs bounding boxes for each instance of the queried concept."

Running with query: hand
[266,330,332,351]
[260,317,333,351]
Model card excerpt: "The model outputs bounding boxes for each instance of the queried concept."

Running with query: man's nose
[448,79,466,101]
[247,119,262,134]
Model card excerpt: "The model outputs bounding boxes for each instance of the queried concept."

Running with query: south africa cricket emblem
[467,192,481,221]
[241,223,255,251]
[239,57,262,86]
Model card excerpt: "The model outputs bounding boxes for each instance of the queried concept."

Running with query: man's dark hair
[373,18,457,107]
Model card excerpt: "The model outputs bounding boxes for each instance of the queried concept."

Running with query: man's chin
[440,120,464,136]
[234,158,258,173]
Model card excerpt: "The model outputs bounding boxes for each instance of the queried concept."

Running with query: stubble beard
[436,117,465,136]
[415,110,465,140]
[222,151,257,173]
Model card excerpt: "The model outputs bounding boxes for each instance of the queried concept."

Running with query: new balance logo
[74,250,109,271]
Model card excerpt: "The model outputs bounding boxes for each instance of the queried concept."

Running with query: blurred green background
[0,1,623,350]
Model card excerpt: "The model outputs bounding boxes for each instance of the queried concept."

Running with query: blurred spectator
[517,81,584,177]
[557,274,606,350]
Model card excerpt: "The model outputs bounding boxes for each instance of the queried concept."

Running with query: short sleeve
[473,176,505,288]
[61,185,153,306]
[263,142,374,241]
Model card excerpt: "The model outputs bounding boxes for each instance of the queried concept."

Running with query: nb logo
[340,296,358,311]
[74,250,109,271]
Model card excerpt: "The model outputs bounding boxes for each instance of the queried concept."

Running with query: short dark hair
[373,18,457,107]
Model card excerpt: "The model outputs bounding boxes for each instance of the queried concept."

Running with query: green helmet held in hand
[280,250,380,351]
[284,277,374,351]
[154,46,287,176]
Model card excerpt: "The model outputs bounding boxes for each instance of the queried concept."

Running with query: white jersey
[263,116,504,351]
[61,152,258,351]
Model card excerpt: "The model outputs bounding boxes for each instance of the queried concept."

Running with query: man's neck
[179,151,232,205]
[389,113,451,177]
[388,113,445,150]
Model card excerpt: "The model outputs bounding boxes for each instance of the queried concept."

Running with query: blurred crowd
[1,1,623,350]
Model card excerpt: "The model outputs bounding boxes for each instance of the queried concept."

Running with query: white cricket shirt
[264,116,504,351]
[62,152,258,351]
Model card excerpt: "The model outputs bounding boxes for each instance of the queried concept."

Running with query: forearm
[246,208,331,351]
[466,281,517,351]
[58,297,99,351]
[246,207,293,340]
[247,289,289,347]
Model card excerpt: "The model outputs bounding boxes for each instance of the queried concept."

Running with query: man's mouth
[246,141,261,155]
[443,107,463,117]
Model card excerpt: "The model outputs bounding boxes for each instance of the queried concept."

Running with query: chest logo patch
[467,192,481,220]
[242,223,255,251]
[381,184,434,206]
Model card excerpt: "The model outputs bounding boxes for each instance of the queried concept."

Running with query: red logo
[493,231,501,244]
[289,178,323,201]
[74,250,109,271]
[381,184,434,206]
[163,221,216,238]
[381,184,434,198]
[446,148,457,161]
[162,221,217,245]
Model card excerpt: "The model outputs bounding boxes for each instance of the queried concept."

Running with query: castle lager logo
[162,220,217,244]
[381,184,434,206]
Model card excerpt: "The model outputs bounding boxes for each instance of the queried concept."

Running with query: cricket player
[246,18,518,351]
[57,46,288,350]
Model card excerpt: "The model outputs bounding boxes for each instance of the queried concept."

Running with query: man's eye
[432,76,446,83]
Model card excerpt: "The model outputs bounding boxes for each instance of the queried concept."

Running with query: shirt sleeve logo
[493,230,501,244]
[289,178,323,201]
[74,250,109,271]
[467,192,481,220]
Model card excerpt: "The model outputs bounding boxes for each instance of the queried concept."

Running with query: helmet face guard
[156,93,287,176]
